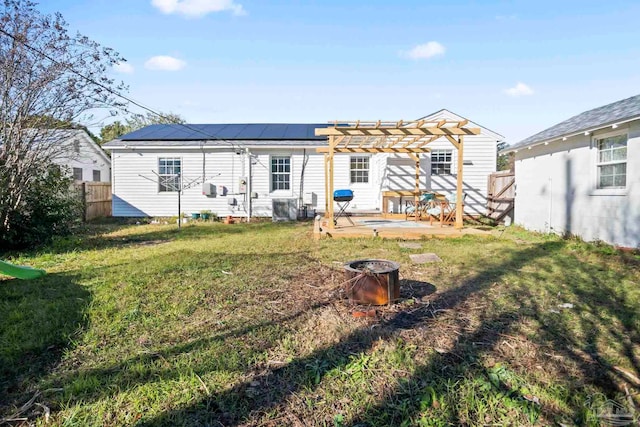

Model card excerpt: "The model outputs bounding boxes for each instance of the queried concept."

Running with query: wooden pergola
[315,119,481,230]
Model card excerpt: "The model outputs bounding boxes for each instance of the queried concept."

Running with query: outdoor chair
[405,192,435,220]
[426,192,466,226]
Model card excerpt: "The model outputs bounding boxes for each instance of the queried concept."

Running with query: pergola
[315,119,481,230]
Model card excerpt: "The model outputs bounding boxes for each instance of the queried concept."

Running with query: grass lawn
[1,221,639,426]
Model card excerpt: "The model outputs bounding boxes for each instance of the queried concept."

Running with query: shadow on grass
[128,241,569,426]
[0,272,90,414]
[36,221,297,256]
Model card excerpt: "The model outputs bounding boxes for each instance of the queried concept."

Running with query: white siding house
[53,129,111,183]
[103,110,502,219]
[502,95,640,249]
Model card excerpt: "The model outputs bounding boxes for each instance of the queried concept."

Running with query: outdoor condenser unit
[272,199,297,221]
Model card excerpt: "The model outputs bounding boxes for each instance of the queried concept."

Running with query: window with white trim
[271,156,291,191]
[431,149,452,175]
[158,158,181,192]
[92,170,101,182]
[350,156,369,183]
[596,134,627,189]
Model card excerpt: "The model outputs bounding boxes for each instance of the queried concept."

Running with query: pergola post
[455,135,464,230]
[409,153,420,222]
[323,153,329,217]
[328,136,335,230]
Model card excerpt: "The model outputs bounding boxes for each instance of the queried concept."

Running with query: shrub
[0,164,83,250]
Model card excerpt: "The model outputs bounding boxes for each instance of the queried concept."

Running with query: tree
[99,111,186,143]
[496,141,513,171]
[0,0,126,245]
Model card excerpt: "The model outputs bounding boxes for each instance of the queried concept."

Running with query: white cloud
[504,82,534,97]
[144,55,187,71]
[113,62,134,74]
[151,0,245,17]
[402,41,446,60]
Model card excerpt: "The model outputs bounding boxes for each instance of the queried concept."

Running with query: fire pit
[344,259,400,305]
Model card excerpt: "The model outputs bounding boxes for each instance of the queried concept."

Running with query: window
[271,156,291,191]
[92,170,101,182]
[158,158,181,192]
[350,156,369,183]
[72,167,83,181]
[596,134,627,189]
[431,149,452,175]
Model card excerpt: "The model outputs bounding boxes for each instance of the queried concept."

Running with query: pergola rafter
[316,120,481,230]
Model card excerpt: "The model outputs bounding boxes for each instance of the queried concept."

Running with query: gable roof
[504,94,640,153]
[419,108,505,141]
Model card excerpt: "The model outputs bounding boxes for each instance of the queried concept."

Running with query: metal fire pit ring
[344,259,400,306]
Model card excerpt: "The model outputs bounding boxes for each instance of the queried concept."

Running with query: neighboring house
[52,129,111,183]
[501,94,639,248]
[102,109,503,219]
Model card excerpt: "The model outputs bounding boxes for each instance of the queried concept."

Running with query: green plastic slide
[0,260,46,280]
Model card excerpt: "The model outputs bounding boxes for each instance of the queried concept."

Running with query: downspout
[246,147,252,222]
[299,149,308,211]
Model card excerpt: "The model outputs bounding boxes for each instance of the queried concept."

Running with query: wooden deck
[313,215,491,240]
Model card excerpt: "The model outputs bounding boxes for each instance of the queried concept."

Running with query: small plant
[200,209,215,221]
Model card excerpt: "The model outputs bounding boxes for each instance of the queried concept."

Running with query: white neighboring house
[102,109,503,219]
[51,129,111,183]
[501,94,640,248]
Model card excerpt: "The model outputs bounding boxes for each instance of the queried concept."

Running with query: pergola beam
[316,127,480,137]
[316,147,431,154]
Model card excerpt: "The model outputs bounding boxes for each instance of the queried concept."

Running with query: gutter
[501,115,640,155]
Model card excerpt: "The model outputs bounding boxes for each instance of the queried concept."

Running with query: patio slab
[314,216,491,240]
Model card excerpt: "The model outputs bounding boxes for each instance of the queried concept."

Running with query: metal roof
[506,94,640,152]
[119,123,329,141]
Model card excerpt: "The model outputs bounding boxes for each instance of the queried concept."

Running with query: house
[102,109,503,219]
[501,94,639,248]
[0,129,111,182]
[51,129,111,183]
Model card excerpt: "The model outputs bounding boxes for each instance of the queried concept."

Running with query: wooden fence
[75,182,112,221]
[487,171,515,223]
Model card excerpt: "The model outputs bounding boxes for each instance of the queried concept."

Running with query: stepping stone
[399,242,422,249]
[409,253,442,264]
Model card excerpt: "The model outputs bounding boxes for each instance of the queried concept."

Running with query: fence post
[81,182,87,222]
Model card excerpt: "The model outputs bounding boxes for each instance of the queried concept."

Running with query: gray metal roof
[508,94,640,151]
[119,123,329,141]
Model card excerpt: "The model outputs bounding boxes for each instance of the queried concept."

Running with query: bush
[0,164,83,250]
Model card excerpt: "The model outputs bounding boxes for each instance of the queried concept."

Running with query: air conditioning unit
[272,199,297,222]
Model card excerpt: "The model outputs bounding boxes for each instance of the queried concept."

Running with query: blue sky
[42,0,640,143]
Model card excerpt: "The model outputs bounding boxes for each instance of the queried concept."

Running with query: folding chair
[405,192,435,220]
[427,192,465,226]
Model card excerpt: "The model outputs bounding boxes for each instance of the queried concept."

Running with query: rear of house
[502,94,640,248]
[103,110,502,220]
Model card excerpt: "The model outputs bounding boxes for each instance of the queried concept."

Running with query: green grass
[1,221,639,426]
